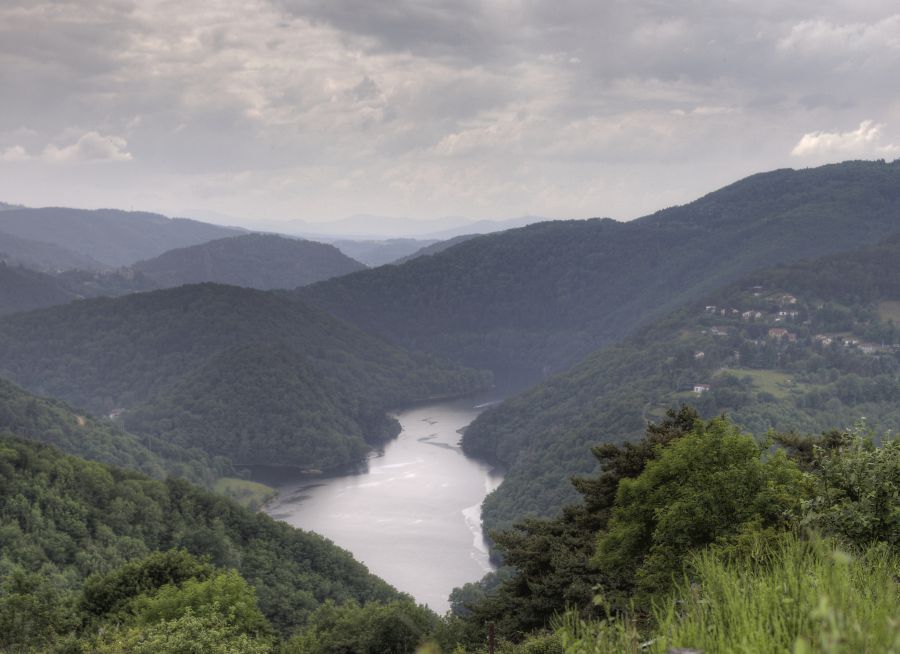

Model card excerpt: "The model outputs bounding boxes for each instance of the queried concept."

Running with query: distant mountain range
[300,161,900,387]
[182,208,548,240]
[0,206,242,267]
[132,233,365,289]
[0,229,106,271]
[329,238,439,267]
[0,233,369,315]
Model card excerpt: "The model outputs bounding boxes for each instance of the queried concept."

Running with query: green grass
[213,477,277,511]
[878,300,900,323]
[719,368,802,399]
[559,535,900,653]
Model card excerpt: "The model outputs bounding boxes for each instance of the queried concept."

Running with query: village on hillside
[685,286,900,397]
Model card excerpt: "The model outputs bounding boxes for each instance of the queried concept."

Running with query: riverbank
[263,397,504,612]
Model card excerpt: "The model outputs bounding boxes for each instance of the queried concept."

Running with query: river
[263,397,503,613]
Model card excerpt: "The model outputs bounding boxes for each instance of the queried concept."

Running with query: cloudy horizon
[1,0,899,229]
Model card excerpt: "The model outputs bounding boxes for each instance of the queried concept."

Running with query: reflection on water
[261,396,503,613]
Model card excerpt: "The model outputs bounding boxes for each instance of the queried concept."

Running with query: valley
[264,398,504,613]
[1,161,898,652]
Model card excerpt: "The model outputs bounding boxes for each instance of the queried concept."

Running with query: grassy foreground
[559,535,900,654]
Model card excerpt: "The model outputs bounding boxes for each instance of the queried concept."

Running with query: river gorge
[264,397,503,612]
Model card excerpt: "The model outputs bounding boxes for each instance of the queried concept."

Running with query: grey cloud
[273,0,506,62]
[0,0,898,224]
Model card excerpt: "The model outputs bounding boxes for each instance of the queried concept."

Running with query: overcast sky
[1,0,899,228]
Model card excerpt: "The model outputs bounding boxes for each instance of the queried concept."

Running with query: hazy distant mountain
[0,263,162,315]
[0,229,106,271]
[299,214,547,239]
[0,206,242,266]
[0,263,76,315]
[420,216,546,240]
[289,214,468,239]
[330,238,438,267]
[301,161,900,387]
[0,284,489,472]
[132,234,365,289]
[393,234,480,264]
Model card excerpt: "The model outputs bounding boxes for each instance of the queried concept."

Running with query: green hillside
[0,435,401,650]
[301,161,900,386]
[0,283,490,472]
[132,234,366,290]
[464,233,900,533]
[0,376,224,485]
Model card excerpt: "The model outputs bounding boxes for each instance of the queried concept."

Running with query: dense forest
[132,234,366,290]
[0,436,405,651]
[447,408,899,652]
[0,375,226,485]
[301,161,900,386]
[465,232,900,533]
[0,283,490,473]
[5,408,893,652]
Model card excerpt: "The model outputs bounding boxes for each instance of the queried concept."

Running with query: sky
[1,0,899,229]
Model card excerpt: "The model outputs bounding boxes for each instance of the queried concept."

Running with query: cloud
[1,1,900,221]
[0,145,29,162]
[790,121,900,160]
[778,15,900,56]
[41,132,133,163]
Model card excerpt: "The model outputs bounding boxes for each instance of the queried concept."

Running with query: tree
[592,417,806,601]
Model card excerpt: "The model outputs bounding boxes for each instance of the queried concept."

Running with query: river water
[263,397,503,613]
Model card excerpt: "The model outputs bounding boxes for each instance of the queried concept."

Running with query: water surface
[264,397,503,612]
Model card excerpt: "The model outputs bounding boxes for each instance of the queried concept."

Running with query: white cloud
[779,15,900,55]
[41,131,133,163]
[790,120,900,160]
[0,145,28,162]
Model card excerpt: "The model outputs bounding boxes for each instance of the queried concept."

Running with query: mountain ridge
[465,230,900,532]
[299,161,900,387]
[132,233,366,289]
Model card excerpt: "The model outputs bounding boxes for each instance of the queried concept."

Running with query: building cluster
[694,288,898,395]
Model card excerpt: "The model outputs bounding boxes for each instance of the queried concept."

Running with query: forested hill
[0,375,224,485]
[0,436,400,650]
[464,232,900,533]
[0,262,76,314]
[0,228,105,271]
[0,283,490,472]
[300,161,900,385]
[0,206,240,267]
[132,233,366,289]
